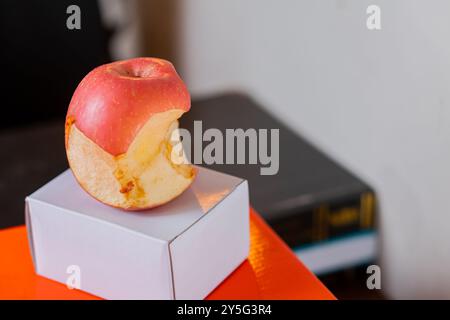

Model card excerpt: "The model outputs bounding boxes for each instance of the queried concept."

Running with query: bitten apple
[65,57,196,210]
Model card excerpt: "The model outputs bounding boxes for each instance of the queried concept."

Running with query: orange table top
[0,209,334,300]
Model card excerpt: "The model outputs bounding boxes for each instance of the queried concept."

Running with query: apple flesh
[65,58,195,210]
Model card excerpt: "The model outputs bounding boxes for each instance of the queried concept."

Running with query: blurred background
[2,0,450,299]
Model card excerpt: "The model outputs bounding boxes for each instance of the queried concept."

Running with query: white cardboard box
[25,166,249,300]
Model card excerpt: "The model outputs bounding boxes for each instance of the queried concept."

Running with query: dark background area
[0,0,110,130]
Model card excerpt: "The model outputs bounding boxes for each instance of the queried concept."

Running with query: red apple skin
[66,57,190,156]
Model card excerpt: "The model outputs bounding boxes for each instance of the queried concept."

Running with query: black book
[180,94,376,274]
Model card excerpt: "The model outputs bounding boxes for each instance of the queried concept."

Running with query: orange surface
[0,209,334,300]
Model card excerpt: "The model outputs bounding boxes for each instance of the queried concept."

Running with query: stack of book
[180,94,377,275]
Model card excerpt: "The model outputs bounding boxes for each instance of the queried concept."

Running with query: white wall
[176,0,450,298]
